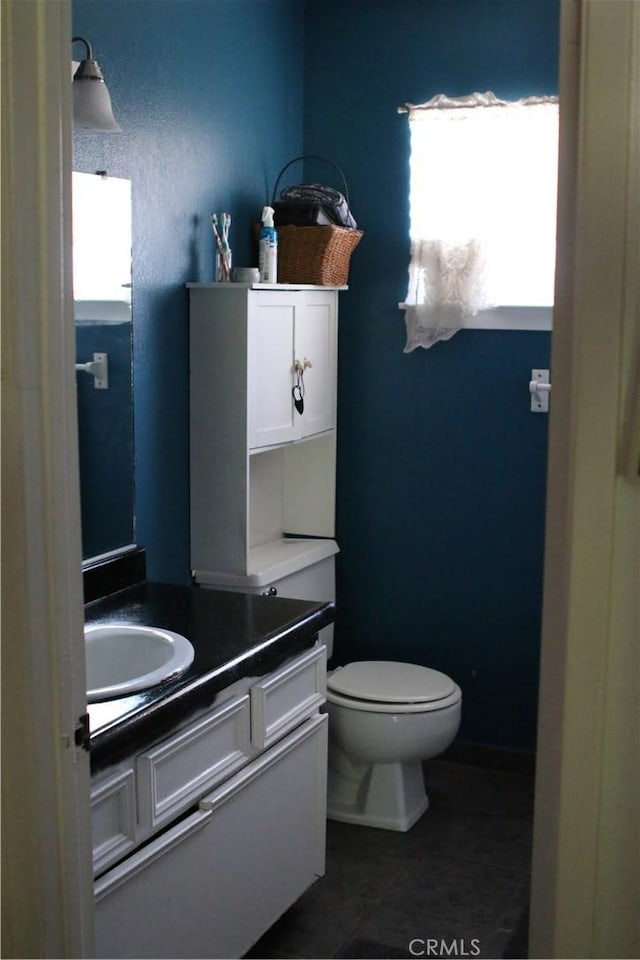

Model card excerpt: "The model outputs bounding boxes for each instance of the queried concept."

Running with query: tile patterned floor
[245,758,534,960]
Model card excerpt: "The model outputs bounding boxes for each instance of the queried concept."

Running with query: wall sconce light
[72,36,121,132]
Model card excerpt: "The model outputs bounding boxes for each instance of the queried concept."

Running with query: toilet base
[327,760,429,832]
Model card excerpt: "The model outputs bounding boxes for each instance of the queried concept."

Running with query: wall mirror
[73,171,135,559]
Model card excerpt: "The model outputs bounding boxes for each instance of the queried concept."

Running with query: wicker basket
[276,224,363,286]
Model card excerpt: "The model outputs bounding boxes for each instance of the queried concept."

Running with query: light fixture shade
[73,77,121,131]
[72,37,121,132]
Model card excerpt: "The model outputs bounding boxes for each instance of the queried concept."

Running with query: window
[400,91,559,350]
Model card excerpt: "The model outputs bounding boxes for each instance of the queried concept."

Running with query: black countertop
[86,581,334,773]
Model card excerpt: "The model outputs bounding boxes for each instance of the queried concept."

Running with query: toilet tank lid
[327,661,456,704]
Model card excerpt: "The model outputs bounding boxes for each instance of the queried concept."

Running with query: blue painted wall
[304,0,559,750]
[73,0,559,749]
[73,0,305,582]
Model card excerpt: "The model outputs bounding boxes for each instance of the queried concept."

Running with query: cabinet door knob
[262,586,278,597]
[292,358,313,373]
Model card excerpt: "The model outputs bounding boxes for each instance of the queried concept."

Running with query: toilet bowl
[325,661,461,832]
[208,543,462,833]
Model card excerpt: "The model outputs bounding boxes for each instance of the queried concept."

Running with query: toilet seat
[326,661,461,714]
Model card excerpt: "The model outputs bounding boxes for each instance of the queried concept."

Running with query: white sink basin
[85,624,195,702]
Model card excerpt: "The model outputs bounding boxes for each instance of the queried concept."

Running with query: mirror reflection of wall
[73,172,135,559]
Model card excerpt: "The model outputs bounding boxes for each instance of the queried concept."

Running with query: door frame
[530,1,640,956]
[1,1,95,955]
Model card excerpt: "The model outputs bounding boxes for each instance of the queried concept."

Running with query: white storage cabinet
[188,283,339,584]
[92,644,327,959]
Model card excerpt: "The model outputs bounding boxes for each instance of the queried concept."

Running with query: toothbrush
[221,212,231,269]
[210,213,230,280]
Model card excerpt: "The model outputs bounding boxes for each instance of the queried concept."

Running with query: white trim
[530,1,640,957]
[462,306,552,331]
[1,1,95,956]
[187,282,348,291]
[398,303,553,331]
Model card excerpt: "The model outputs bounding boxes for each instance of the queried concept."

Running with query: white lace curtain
[401,91,559,351]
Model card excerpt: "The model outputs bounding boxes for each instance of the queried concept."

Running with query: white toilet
[214,541,462,833]
[324,652,461,832]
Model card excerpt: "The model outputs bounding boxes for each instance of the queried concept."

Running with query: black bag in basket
[271,155,358,230]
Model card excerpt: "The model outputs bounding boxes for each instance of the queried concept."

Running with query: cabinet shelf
[195,537,339,590]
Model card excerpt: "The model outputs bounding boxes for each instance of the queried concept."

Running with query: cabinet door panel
[136,695,251,832]
[91,768,136,875]
[296,296,337,439]
[249,299,298,449]
[250,645,326,750]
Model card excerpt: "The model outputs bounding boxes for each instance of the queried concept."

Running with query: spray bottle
[259,206,278,283]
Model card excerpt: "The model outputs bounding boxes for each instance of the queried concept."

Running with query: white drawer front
[91,768,137,876]
[251,645,326,750]
[137,694,251,831]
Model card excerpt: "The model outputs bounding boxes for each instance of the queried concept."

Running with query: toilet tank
[194,539,338,656]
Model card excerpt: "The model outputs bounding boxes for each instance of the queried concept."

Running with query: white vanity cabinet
[92,644,327,959]
[188,284,340,584]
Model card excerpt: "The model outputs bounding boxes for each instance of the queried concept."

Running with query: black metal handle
[271,155,350,206]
